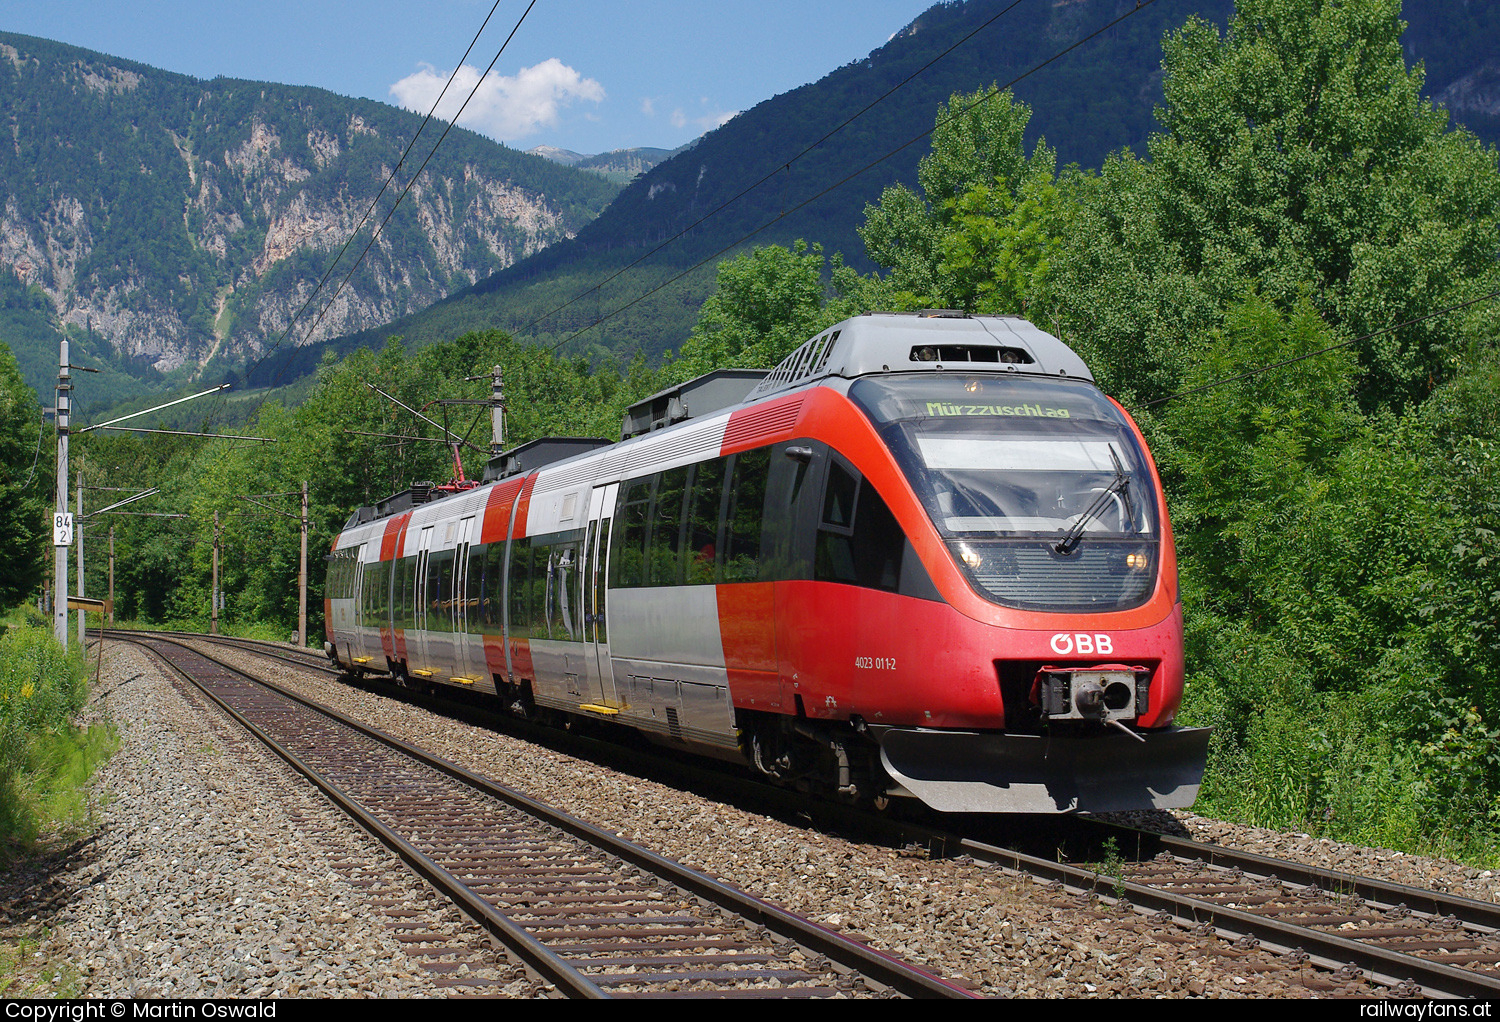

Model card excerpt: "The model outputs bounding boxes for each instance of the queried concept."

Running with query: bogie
[325,314,1209,814]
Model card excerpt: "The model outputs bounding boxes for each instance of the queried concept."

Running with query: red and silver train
[325,312,1209,813]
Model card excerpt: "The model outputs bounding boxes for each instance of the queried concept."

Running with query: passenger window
[649,466,688,586]
[723,448,770,582]
[687,458,726,585]
[544,541,582,639]
[610,477,652,588]
[482,544,504,632]
[398,556,415,629]
[822,462,857,529]
[507,537,535,637]
[428,549,454,631]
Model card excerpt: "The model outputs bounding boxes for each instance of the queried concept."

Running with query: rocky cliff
[0,33,619,381]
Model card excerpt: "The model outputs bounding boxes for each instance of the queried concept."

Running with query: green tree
[147,328,635,637]
[1052,0,1500,408]
[860,87,1061,313]
[0,343,48,607]
[669,241,887,381]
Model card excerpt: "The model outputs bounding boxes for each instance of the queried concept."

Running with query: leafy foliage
[0,342,48,607]
[15,0,1500,863]
[860,88,1062,314]
[854,1,1500,855]
[0,625,113,860]
[666,242,890,381]
[76,329,640,639]
[1051,0,1500,411]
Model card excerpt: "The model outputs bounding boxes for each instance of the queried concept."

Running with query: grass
[0,623,117,862]
[0,926,83,998]
[0,615,116,998]
[1184,689,1500,870]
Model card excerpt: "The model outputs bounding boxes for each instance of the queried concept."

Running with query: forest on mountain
[4,0,1499,856]
[296,0,1500,377]
[3,2,1493,413]
[0,30,620,409]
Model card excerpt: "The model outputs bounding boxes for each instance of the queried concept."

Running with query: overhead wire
[214,0,523,420]
[260,0,541,391]
[104,0,526,487]
[198,0,1039,459]
[543,0,1162,358]
[516,0,1031,338]
[19,409,45,490]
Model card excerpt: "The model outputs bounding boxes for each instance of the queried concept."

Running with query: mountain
[527,145,589,166]
[528,145,682,183]
[575,148,683,183]
[293,0,1497,376]
[7,1,1495,408]
[0,31,621,408]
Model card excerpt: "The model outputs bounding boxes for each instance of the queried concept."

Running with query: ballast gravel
[8,638,1498,999]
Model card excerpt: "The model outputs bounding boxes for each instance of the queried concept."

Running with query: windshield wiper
[1055,446,1130,555]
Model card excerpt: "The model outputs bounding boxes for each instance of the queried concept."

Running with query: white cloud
[670,103,739,136]
[669,99,738,136]
[705,109,740,131]
[389,58,605,142]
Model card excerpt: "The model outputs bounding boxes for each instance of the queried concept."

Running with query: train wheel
[393,664,425,694]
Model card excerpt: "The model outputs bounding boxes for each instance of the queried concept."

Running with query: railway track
[119,633,974,999]
[118,630,339,675]
[951,827,1500,999]
[159,631,1500,998]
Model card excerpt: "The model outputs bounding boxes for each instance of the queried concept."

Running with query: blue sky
[0,1,939,155]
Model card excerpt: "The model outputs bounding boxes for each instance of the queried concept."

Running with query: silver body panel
[323,314,1204,810]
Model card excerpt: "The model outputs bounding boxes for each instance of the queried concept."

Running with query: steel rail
[1141,830,1500,932]
[116,630,341,677]
[169,630,1500,999]
[132,635,604,997]
[123,633,975,999]
[959,835,1500,999]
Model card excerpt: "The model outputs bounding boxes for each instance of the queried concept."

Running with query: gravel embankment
[8,639,1498,998]
[4,643,528,998]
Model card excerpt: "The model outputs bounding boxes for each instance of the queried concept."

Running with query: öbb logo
[1049,633,1114,655]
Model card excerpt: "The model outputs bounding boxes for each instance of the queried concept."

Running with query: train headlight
[957,543,982,569]
[1125,551,1150,571]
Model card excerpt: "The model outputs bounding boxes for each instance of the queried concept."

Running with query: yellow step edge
[448,677,477,686]
[410,669,434,677]
[352,656,373,664]
[578,703,620,716]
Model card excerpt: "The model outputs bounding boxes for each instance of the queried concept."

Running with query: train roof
[621,312,1093,441]
[481,436,614,482]
[342,312,1095,527]
[621,368,770,440]
[746,311,1093,403]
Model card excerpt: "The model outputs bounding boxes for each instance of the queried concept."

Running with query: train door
[451,515,480,686]
[349,543,372,666]
[580,483,618,707]
[412,524,435,675]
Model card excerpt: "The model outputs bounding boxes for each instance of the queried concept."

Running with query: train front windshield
[850,375,1161,613]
